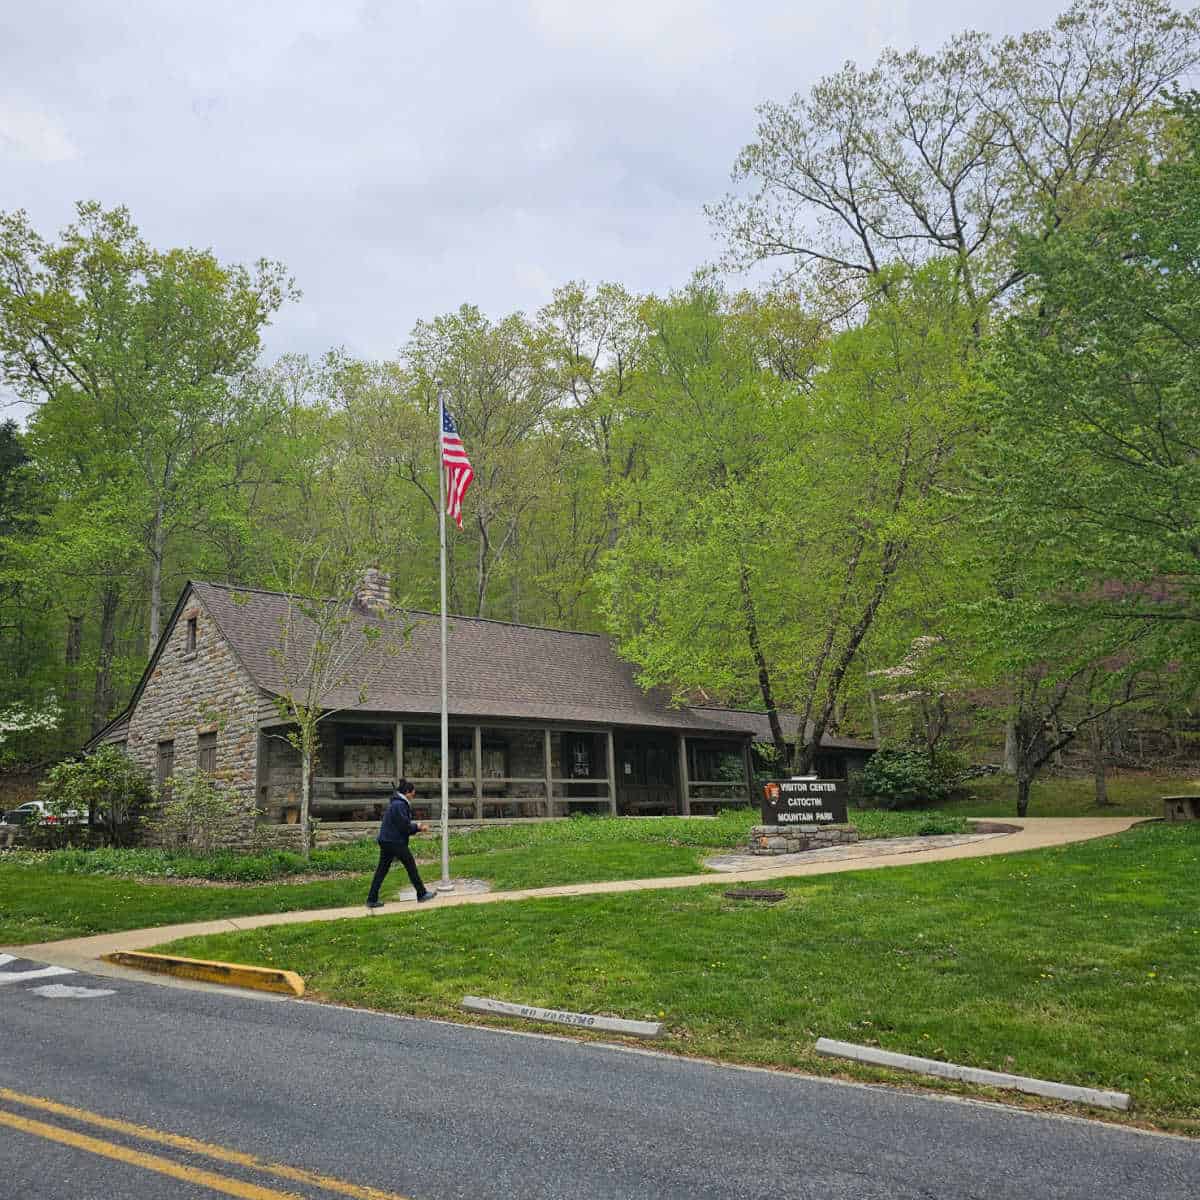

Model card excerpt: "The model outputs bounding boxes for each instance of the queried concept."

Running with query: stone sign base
[747,824,860,855]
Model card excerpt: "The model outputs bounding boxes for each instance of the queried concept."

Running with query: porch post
[677,734,691,816]
[742,738,755,807]
[473,725,483,821]
[544,728,554,818]
[393,723,403,787]
[606,729,617,816]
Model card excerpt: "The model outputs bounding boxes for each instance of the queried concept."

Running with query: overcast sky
[2,0,1060,383]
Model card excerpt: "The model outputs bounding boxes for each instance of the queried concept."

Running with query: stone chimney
[355,566,391,613]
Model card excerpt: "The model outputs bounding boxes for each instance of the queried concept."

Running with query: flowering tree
[0,696,62,766]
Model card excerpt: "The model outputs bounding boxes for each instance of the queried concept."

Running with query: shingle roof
[687,706,877,751]
[192,582,755,736]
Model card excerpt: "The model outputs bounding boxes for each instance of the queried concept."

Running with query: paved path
[704,828,1009,871]
[9,817,1144,982]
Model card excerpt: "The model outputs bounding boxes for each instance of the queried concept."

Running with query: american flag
[441,401,474,530]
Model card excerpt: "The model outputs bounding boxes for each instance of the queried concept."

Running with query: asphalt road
[1,956,1196,1200]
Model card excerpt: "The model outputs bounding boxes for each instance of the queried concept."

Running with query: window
[185,616,198,652]
[156,740,175,797]
[197,731,217,775]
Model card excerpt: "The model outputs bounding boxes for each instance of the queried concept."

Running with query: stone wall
[125,591,262,850]
[253,823,308,852]
[746,824,859,855]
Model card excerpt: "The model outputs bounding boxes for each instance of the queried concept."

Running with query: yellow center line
[0,1108,304,1200]
[0,1087,413,1200]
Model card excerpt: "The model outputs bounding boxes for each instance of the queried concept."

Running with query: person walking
[366,780,436,908]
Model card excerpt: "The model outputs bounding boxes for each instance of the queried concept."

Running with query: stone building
[88,574,875,849]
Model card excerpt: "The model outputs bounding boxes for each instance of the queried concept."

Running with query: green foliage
[861,748,964,810]
[1,12,1197,781]
[38,744,153,846]
[600,266,975,768]
[152,771,243,855]
[977,94,1200,671]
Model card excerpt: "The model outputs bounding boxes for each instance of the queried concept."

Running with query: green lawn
[160,822,1200,1132]
[946,771,1193,819]
[0,870,373,945]
[0,808,970,944]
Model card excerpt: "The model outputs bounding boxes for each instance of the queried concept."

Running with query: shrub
[152,771,243,855]
[38,746,155,847]
[861,747,964,810]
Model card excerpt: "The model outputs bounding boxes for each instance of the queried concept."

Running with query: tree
[400,306,562,617]
[977,94,1200,667]
[601,268,974,771]
[0,202,297,653]
[711,0,1198,307]
[782,265,977,770]
[268,555,409,856]
[953,579,1160,814]
[38,744,153,846]
[0,695,61,769]
[0,420,63,748]
[599,279,797,764]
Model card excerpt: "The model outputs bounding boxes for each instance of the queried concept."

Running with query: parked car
[0,800,83,827]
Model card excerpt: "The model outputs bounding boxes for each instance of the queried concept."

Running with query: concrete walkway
[7,817,1146,987]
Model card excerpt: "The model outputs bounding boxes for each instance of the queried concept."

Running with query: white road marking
[29,984,116,999]
[0,966,74,986]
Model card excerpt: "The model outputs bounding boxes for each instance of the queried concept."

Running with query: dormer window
[186,616,197,653]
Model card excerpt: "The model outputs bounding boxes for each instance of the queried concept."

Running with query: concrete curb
[462,995,663,1038]
[814,1038,1132,1111]
[101,950,305,997]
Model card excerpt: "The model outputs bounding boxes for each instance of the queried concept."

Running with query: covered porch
[257,715,754,826]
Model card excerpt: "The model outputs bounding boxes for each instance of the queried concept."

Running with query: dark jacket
[378,792,420,845]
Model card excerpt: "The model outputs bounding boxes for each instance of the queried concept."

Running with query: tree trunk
[1108,722,1124,758]
[737,564,788,768]
[1003,720,1019,774]
[65,614,83,741]
[868,688,881,744]
[1089,721,1109,807]
[802,541,903,773]
[300,744,312,859]
[148,498,165,652]
[91,586,120,734]
[1016,776,1032,818]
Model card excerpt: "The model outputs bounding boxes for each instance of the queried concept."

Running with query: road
[1,955,1196,1200]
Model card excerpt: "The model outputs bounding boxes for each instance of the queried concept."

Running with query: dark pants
[367,841,426,903]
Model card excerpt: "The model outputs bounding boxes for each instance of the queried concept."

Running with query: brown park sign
[761,778,849,826]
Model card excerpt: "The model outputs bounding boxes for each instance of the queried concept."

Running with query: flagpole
[437,396,454,893]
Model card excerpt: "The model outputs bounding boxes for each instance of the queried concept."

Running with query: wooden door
[615,733,678,815]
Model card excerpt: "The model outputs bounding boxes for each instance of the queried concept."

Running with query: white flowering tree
[867,637,950,756]
[0,696,62,765]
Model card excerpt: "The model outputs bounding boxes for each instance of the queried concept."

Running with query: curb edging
[101,950,305,997]
[814,1038,1131,1111]
[462,995,663,1038]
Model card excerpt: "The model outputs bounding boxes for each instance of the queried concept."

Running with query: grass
[946,770,1195,819]
[0,870,372,945]
[158,821,1200,1132]
[0,808,966,944]
[1,808,967,886]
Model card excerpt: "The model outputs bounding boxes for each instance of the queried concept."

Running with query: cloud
[0,0,1060,389]
[528,0,724,65]
[0,100,77,163]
